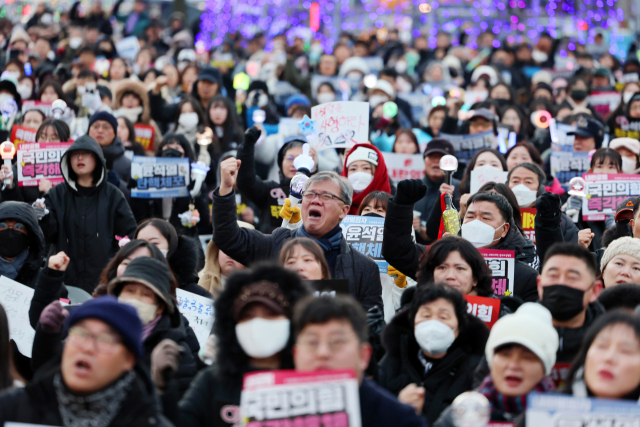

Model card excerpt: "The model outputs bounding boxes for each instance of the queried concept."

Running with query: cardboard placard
[463,294,500,329]
[0,276,36,357]
[240,370,361,427]
[382,152,425,185]
[115,35,141,60]
[470,167,509,194]
[10,124,37,147]
[581,173,640,221]
[22,100,53,117]
[311,101,369,151]
[340,215,387,274]
[520,208,536,246]
[305,280,350,297]
[17,142,71,187]
[550,151,590,184]
[133,123,155,151]
[130,155,190,198]
[588,91,621,117]
[526,393,640,426]
[438,131,494,162]
[176,288,214,349]
[478,249,515,297]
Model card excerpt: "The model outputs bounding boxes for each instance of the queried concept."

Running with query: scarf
[142,314,163,341]
[340,144,391,215]
[478,373,555,419]
[54,370,135,427]
[296,224,343,274]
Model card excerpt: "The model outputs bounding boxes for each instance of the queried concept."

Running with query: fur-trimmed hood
[113,79,152,124]
[213,263,312,381]
[381,306,489,359]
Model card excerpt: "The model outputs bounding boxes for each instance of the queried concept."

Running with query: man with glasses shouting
[213,156,382,310]
[0,296,173,426]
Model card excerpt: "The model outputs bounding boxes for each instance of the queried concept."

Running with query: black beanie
[89,111,118,134]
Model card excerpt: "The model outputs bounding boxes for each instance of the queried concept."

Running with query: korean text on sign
[520,208,536,246]
[311,101,369,151]
[479,249,515,297]
[463,294,500,329]
[240,370,361,427]
[130,155,190,199]
[17,142,71,187]
[526,393,640,426]
[0,276,36,357]
[550,151,590,184]
[382,153,425,185]
[133,123,155,151]
[341,215,387,274]
[10,125,37,147]
[581,173,640,221]
[176,288,214,349]
[439,131,494,162]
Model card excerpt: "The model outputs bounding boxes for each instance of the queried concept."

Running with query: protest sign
[470,167,508,194]
[130,155,190,198]
[240,370,362,427]
[463,294,500,329]
[10,125,37,147]
[588,91,621,117]
[17,142,71,187]
[581,173,640,221]
[22,100,53,117]
[549,363,571,389]
[278,118,303,138]
[552,122,576,151]
[340,215,387,274]
[305,280,350,297]
[311,101,369,151]
[526,393,640,426]
[479,249,515,297]
[438,131,494,162]
[116,35,141,60]
[397,92,429,123]
[134,123,155,151]
[550,151,590,184]
[176,288,214,349]
[382,152,425,185]
[0,276,35,357]
[521,208,536,245]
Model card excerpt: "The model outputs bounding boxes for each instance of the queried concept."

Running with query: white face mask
[348,171,374,193]
[116,106,144,123]
[414,320,456,356]
[178,112,199,129]
[531,50,549,63]
[118,297,158,325]
[369,95,389,108]
[624,92,635,104]
[69,37,83,49]
[461,219,505,248]
[622,156,637,174]
[235,318,290,358]
[347,71,363,80]
[511,184,538,207]
[17,84,32,100]
[317,93,336,104]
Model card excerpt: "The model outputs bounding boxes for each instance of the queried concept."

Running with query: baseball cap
[567,117,605,142]
[470,108,496,123]
[615,197,637,221]
[423,138,455,158]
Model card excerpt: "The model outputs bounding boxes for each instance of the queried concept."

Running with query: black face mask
[540,284,586,321]
[0,229,29,258]
[494,98,510,107]
[162,148,183,158]
[571,89,588,102]
[363,212,384,218]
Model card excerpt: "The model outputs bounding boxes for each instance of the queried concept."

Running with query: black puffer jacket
[378,308,489,424]
[0,360,174,426]
[556,301,605,363]
[0,163,45,205]
[0,201,45,289]
[168,235,211,298]
[39,135,138,293]
[494,218,539,270]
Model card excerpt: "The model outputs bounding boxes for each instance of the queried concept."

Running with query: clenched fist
[48,251,70,272]
[219,158,241,196]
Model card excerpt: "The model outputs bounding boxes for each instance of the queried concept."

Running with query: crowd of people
[0,1,639,426]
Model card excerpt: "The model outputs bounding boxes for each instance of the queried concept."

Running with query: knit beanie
[89,111,118,134]
[64,296,143,358]
[346,146,379,168]
[486,303,559,375]
[600,236,640,273]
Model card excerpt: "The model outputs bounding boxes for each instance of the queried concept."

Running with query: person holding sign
[0,297,174,426]
[562,310,640,401]
[34,135,137,293]
[378,284,489,424]
[341,144,392,215]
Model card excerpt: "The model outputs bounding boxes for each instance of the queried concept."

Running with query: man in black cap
[568,117,605,152]
[592,67,612,89]
[468,108,497,135]
[412,138,459,243]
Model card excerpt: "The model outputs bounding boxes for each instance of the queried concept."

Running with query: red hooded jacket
[341,143,392,215]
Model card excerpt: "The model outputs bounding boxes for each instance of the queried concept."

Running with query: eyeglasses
[302,191,346,204]
[70,151,93,159]
[67,326,122,352]
[296,336,354,353]
[0,222,26,231]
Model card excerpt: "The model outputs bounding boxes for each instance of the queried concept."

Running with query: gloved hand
[243,126,262,146]
[151,338,182,389]
[394,179,427,206]
[280,198,301,223]
[367,305,385,337]
[107,170,120,187]
[563,195,583,214]
[32,198,49,220]
[387,265,407,288]
[535,192,561,219]
[40,301,69,334]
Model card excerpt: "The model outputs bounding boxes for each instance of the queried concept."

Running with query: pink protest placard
[478,249,515,297]
[17,142,72,187]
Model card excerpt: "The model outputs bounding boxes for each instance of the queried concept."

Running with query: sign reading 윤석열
[340,215,388,274]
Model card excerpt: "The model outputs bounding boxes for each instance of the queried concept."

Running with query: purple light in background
[507,35,515,43]
[375,20,384,28]
[432,1,439,8]
[518,0,525,7]
[492,39,501,48]
[492,26,500,34]
[510,15,518,23]
[559,50,567,57]
[412,29,421,37]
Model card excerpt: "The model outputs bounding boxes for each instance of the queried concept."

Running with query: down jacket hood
[113,79,152,125]
[494,218,539,269]
[60,135,106,192]
[0,201,45,269]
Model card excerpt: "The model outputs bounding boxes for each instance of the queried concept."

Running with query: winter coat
[382,199,540,302]
[168,235,212,298]
[28,268,68,329]
[0,201,45,289]
[39,135,138,293]
[556,301,605,363]
[0,361,174,427]
[113,80,163,148]
[535,209,581,268]
[212,189,383,310]
[340,144,393,215]
[359,379,428,427]
[101,135,132,195]
[378,308,489,424]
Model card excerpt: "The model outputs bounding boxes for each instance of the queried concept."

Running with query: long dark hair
[392,128,420,154]
[357,191,392,215]
[417,236,494,297]
[279,238,331,280]
[207,95,243,152]
[590,147,622,172]
[459,148,508,194]
[134,219,179,258]
[172,96,206,130]
[0,303,12,390]
[477,182,524,235]
[36,79,65,102]
[562,310,640,400]
[36,119,70,143]
[505,141,543,167]
[155,133,196,163]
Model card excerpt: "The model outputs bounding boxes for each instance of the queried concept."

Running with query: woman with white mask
[171,96,211,166]
[340,144,392,214]
[378,284,489,424]
[609,138,640,175]
[176,264,311,427]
